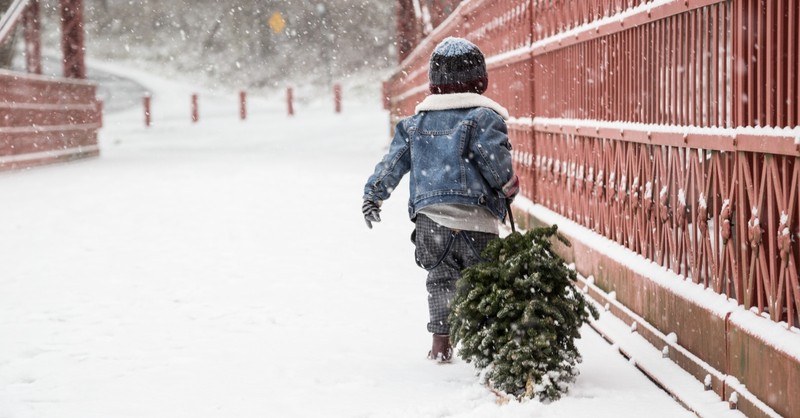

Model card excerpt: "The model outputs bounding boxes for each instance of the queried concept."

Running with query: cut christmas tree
[449,225,599,402]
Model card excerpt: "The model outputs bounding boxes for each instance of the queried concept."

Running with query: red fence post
[59,0,86,79]
[287,87,294,116]
[382,81,390,110]
[334,83,342,113]
[23,0,42,75]
[96,99,103,128]
[239,90,247,120]
[143,94,151,127]
[396,0,420,62]
[191,93,198,123]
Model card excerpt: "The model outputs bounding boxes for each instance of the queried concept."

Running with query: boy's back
[361,37,519,362]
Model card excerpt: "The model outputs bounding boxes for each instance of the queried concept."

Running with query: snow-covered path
[0,66,695,418]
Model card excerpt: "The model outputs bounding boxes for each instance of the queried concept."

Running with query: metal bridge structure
[0,0,100,170]
[387,1,799,417]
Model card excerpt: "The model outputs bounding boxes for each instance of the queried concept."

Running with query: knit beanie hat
[429,37,488,95]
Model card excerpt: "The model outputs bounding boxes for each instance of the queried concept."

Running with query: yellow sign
[268,12,286,33]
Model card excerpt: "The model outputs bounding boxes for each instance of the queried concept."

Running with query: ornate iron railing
[388,2,799,414]
[390,0,799,329]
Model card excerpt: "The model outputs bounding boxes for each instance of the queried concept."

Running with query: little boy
[361,37,518,362]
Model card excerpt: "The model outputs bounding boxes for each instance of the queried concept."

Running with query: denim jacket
[363,93,515,221]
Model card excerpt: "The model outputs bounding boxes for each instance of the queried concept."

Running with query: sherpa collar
[415,93,509,121]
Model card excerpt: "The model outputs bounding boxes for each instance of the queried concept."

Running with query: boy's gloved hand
[362,199,382,229]
[502,175,520,201]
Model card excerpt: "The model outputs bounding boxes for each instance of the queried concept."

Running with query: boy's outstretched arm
[361,120,412,228]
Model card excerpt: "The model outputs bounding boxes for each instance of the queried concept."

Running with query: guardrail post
[287,87,294,116]
[191,93,198,123]
[239,90,247,120]
[334,83,342,113]
[143,94,151,127]
[59,0,86,79]
[23,0,42,75]
[382,81,390,110]
[96,99,103,128]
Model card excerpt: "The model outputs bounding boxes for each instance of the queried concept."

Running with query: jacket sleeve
[469,109,517,196]
[362,119,412,203]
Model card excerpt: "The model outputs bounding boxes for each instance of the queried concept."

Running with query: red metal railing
[531,0,800,330]
[0,70,100,169]
[388,1,799,415]
[59,0,86,79]
[0,0,100,170]
[391,0,799,328]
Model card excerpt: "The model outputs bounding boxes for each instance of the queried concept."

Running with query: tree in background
[64,0,396,89]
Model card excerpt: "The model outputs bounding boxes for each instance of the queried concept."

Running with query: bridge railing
[0,0,100,170]
[530,0,800,326]
[0,69,100,168]
[387,1,799,417]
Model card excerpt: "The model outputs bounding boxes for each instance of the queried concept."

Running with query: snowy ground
[0,64,701,418]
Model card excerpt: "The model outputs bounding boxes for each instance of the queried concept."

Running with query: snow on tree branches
[449,225,599,402]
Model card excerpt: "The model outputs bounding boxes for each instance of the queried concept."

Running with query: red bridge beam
[59,0,85,79]
[396,0,419,63]
[22,0,41,74]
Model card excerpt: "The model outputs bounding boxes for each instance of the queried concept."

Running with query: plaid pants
[413,214,497,334]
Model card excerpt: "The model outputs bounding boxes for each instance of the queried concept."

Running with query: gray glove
[362,200,381,229]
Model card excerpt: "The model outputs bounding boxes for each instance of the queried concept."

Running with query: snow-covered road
[0,64,700,418]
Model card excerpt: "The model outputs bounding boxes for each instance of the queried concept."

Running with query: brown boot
[427,333,453,363]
